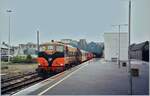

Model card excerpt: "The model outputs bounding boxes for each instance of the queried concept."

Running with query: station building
[130,41,149,62]
[104,32,129,61]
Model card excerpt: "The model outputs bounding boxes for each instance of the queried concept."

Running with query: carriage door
[64,46,69,64]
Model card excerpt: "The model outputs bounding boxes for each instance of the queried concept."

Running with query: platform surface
[12,59,149,95]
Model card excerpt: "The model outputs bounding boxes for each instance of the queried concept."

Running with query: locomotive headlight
[48,58,52,61]
[38,63,41,66]
[60,64,63,66]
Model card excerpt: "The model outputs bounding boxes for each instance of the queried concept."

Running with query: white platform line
[37,62,89,95]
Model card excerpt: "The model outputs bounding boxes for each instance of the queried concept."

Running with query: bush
[25,55,32,63]
[11,55,37,63]
[11,56,26,63]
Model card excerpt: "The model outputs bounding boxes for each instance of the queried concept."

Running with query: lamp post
[37,30,40,53]
[112,24,128,68]
[128,0,132,95]
[0,29,1,65]
[6,9,12,63]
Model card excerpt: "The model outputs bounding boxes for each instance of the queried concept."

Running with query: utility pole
[0,11,1,65]
[37,30,40,53]
[6,10,12,63]
[112,24,128,68]
[128,0,132,95]
[0,30,1,66]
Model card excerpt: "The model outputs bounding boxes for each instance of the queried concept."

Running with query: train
[36,41,94,77]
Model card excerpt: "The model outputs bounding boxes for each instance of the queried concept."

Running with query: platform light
[128,0,132,95]
[112,24,128,68]
[6,9,12,63]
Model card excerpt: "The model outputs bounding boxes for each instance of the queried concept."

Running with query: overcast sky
[0,0,149,45]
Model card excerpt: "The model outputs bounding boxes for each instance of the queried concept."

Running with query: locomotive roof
[40,41,65,46]
[40,41,78,51]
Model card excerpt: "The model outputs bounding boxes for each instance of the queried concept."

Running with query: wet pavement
[12,58,149,95]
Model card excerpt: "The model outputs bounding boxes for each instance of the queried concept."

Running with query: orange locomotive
[36,41,85,77]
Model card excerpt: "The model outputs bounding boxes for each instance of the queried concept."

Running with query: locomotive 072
[36,41,91,77]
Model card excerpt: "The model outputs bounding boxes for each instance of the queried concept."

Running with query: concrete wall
[104,32,129,61]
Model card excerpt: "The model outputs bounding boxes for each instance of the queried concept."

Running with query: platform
[12,58,149,95]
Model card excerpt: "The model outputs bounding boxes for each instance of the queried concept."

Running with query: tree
[26,55,32,63]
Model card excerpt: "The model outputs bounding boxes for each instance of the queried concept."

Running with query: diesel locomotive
[36,41,93,77]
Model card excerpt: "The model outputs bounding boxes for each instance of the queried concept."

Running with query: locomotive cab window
[48,45,54,50]
[56,46,64,52]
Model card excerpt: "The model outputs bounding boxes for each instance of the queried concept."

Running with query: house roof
[130,41,149,51]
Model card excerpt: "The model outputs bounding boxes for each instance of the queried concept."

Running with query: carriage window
[48,45,54,50]
[56,46,64,52]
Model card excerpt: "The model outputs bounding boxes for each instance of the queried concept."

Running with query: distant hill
[61,39,104,56]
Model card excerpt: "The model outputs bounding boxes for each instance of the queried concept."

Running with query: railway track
[1,60,90,95]
[1,71,36,83]
[1,72,44,95]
